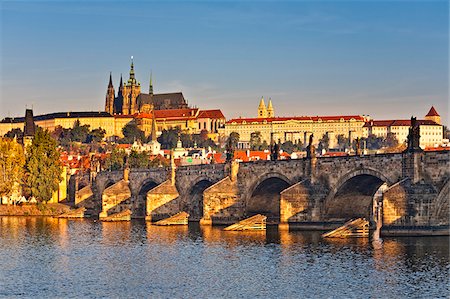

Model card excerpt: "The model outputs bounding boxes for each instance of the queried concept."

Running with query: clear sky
[1,0,448,125]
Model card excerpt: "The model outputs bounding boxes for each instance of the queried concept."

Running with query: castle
[105,58,189,115]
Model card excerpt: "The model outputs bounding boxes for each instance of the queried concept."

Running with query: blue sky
[1,1,448,125]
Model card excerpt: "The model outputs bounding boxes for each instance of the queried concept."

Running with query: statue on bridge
[355,137,361,156]
[306,134,316,159]
[405,116,422,153]
[271,140,280,160]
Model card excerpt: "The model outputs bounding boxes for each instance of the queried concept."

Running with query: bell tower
[257,97,267,118]
[122,56,141,115]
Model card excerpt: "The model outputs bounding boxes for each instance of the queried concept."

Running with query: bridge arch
[185,177,215,222]
[324,168,391,221]
[135,179,160,217]
[246,172,293,223]
[429,180,449,226]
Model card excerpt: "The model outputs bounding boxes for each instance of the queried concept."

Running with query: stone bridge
[71,150,450,235]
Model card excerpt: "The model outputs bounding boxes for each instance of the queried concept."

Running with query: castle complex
[224,100,444,149]
[105,58,189,115]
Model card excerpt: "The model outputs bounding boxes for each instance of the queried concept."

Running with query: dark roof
[426,106,440,117]
[1,111,113,123]
[152,92,186,104]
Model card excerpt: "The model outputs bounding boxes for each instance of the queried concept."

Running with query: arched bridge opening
[136,181,159,217]
[325,174,387,223]
[187,179,214,222]
[247,177,291,224]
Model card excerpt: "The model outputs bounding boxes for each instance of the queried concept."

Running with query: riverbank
[0,203,71,216]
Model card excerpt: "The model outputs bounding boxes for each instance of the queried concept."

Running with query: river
[0,217,448,298]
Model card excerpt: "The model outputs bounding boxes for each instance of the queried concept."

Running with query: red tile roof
[226,115,365,124]
[364,119,439,127]
[198,109,225,119]
[154,108,198,119]
[426,106,440,117]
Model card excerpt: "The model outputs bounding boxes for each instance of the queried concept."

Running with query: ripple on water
[0,217,448,298]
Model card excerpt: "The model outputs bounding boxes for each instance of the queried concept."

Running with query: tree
[87,128,106,143]
[383,133,398,148]
[24,128,62,202]
[129,150,150,168]
[0,138,25,197]
[336,134,350,151]
[250,132,262,150]
[71,120,90,143]
[280,141,296,154]
[104,148,127,171]
[364,134,383,150]
[158,128,180,149]
[120,122,145,144]
[4,128,24,139]
[228,132,240,148]
[318,133,330,153]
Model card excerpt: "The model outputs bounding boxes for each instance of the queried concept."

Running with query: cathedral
[105,58,189,115]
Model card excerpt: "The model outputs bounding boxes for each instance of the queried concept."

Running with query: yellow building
[362,107,443,149]
[224,99,368,148]
[1,109,226,141]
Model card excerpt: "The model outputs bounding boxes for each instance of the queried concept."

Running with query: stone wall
[99,179,132,218]
[202,177,241,225]
[146,180,179,222]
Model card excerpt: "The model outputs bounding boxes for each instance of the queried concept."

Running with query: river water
[0,217,448,298]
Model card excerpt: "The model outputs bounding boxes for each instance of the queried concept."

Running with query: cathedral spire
[150,110,157,142]
[108,72,113,88]
[149,72,153,95]
[128,56,136,85]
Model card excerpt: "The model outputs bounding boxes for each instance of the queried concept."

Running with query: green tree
[104,148,127,171]
[24,128,62,202]
[129,150,150,168]
[120,122,145,144]
[87,128,106,143]
[0,138,25,197]
[71,120,90,142]
[158,128,180,149]
[4,128,24,139]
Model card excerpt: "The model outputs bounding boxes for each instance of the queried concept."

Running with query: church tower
[425,106,441,125]
[258,97,267,118]
[267,98,274,118]
[149,72,154,95]
[122,57,141,115]
[105,72,115,114]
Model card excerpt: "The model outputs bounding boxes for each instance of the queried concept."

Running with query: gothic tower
[105,72,115,114]
[267,98,274,118]
[114,74,124,114]
[122,57,141,115]
[258,97,267,118]
[149,72,153,95]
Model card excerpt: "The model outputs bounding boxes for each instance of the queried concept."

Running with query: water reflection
[0,217,448,298]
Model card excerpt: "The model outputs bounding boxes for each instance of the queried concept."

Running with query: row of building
[0,59,445,149]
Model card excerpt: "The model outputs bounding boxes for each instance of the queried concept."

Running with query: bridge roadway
[71,150,449,235]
